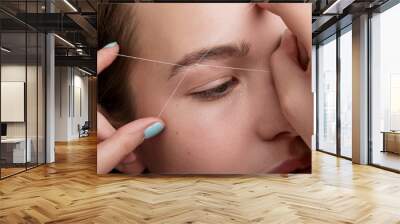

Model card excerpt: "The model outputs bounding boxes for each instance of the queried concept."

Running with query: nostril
[289,136,310,158]
[266,131,293,142]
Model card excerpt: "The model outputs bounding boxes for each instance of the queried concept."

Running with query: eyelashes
[190,77,239,101]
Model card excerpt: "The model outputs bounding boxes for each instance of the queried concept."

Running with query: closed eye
[190,77,239,101]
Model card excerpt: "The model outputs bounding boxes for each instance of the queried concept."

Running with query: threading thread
[156,4,258,117]
[117,53,270,74]
[117,4,260,118]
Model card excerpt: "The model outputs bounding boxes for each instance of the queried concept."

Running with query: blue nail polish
[144,122,164,139]
[104,42,118,48]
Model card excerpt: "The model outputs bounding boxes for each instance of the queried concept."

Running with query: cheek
[139,75,291,173]
[141,90,257,173]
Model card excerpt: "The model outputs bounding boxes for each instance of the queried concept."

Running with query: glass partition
[0,1,46,179]
[27,31,38,169]
[1,30,28,177]
[317,35,337,154]
[26,0,43,170]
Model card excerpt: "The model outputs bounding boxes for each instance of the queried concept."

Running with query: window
[317,35,337,154]
[312,45,317,150]
[339,28,352,158]
[370,2,400,171]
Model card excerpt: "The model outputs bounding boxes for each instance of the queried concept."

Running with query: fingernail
[104,41,118,48]
[144,122,165,139]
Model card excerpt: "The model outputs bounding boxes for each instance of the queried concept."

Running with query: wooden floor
[1,135,400,223]
[1,163,45,178]
[372,151,400,171]
[1,167,26,178]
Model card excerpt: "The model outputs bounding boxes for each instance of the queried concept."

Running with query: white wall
[72,73,89,138]
[1,65,39,138]
[1,66,25,132]
[55,66,69,141]
[54,66,89,141]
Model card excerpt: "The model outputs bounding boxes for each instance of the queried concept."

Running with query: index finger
[97,42,119,75]
[257,3,312,57]
[97,117,164,174]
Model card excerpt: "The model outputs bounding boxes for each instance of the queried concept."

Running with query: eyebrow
[169,41,251,79]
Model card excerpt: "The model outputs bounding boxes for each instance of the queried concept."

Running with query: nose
[256,108,297,142]
[251,73,297,142]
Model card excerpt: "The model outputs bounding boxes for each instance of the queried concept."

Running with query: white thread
[159,4,257,117]
[117,53,270,74]
[156,63,188,117]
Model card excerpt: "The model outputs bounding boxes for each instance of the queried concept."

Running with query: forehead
[134,4,261,61]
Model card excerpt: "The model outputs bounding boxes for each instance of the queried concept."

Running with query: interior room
[0,0,399,223]
[0,10,46,178]
[0,0,96,179]
[313,0,400,172]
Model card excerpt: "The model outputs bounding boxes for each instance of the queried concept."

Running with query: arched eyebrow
[169,41,251,79]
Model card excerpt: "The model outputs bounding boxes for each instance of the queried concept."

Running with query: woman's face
[128,3,311,174]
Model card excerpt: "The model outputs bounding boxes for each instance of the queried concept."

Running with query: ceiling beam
[67,13,97,46]
[55,55,95,71]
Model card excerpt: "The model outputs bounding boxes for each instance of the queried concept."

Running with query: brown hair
[97,4,138,128]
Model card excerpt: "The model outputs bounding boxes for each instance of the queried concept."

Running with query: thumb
[97,117,165,174]
[270,30,313,148]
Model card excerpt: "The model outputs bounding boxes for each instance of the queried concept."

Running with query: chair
[78,121,90,138]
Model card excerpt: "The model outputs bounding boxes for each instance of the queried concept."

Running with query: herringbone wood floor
[0,135,400,224]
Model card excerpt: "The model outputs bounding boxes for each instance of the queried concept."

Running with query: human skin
[118,3,312,174]
[97,44,164,174]
[260,3,313,149]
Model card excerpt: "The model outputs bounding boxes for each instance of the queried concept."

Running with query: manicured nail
[104,42,118,48]
[144,122,165,139]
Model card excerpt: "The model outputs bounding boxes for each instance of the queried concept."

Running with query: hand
[96,43,165,174]
[257,3,312,62]
[257,4,313,148]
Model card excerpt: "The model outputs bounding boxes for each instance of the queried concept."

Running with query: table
[381,131,400,154]
[1,138,32,164]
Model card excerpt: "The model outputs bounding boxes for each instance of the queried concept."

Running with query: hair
[97,4,138,128]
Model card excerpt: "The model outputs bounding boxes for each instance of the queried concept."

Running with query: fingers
[97,42,119,75]
[257,3,312,57]
[97,117,165,174]
[97,110,116,142]
[115,152,145,175]
[270,30,313,148]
